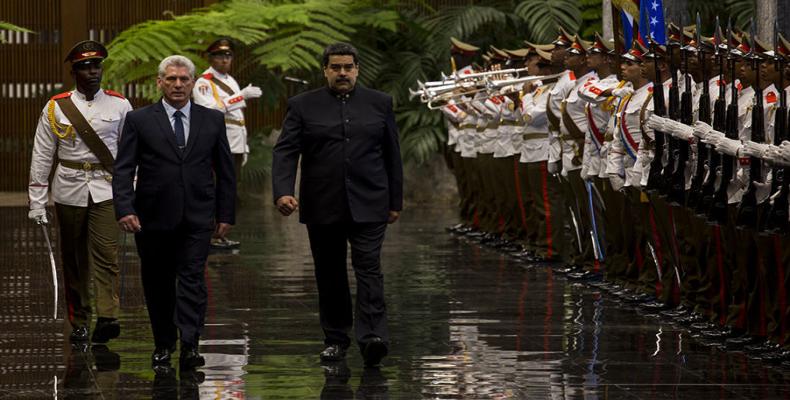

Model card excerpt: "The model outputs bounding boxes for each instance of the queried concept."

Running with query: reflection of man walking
[272,42,403,367]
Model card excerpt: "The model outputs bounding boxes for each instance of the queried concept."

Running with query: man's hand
[118,214,142,233]
[387,211,400,224]
[276,196,299,216]
[241,84,262,100]
[28,208,48,225]
[215,222,232,238]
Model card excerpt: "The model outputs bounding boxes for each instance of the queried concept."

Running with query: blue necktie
[173,110,185,149]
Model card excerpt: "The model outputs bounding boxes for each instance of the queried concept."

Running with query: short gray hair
[158,55,195,78]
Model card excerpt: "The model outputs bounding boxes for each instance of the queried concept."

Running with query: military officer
[193,38,262,249]
[28,40,133,343]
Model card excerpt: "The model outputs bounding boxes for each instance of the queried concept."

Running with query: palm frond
[514,0,581,43]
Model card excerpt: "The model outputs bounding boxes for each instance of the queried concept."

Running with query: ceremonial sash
[619,95,638,161]
[586,104,604,151]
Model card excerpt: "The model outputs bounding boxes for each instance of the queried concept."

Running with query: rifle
[736,20,764,229]
[708,20,739,225]
[662,34,682,199]
[763,25,789,234]
[670,22,694,205]
[688,11,711,209]
[647,38,669,193]
[697,19,726,216]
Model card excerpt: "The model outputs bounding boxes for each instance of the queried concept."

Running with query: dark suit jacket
[272,85,403,224]
[113,100,236,230]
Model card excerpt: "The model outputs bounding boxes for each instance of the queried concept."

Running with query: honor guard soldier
[193,38,262,249]
[28,40,133,344]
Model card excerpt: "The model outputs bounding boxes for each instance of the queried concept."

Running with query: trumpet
[424,73,564,110]
[441,66,529,82]
[485,72,565,92]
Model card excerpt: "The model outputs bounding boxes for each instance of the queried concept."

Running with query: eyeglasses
[327,63,357,72]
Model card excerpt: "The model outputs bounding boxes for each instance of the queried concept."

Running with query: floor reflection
[0,203,789,399]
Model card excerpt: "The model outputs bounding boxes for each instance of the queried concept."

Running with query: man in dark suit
[272,42,403,367]
[113,55,236,370]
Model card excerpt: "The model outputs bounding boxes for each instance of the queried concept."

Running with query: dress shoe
[660,306,689,318]
[152,345,175,366]
[210,236,240,250]
[70,326,89,342]
[675,313,705,325]
[552,264,580,274]
[465,230,484,238]
[689,321,718,331]
[91,318,120,343]
[745,341,781,354]
[445,223,465,233]
[91,345,121,371]
[639,300,671,311]
[320,344,347,362]
[753,350,790,363]
[180,345,205,369]
[454,226,472,234]
[725,335,756,349]
[622,293,654,304]
[700,327,739,340]
[362,337,388,367]
[567,271,603,282]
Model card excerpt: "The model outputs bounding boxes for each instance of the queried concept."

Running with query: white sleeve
[192,78,247,114]
[28,105,57,210]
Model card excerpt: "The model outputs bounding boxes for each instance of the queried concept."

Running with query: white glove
[547,161,560,175]
[693,121,714,139]
[646,114,670,131]
[763,144,783,163]
[700,128,724,145]
[612,86,634,98]
[608,174,625,191]
[240,84,262,100]
[714,136,743,157]
[741,141,770,158]
[28,208,48,224]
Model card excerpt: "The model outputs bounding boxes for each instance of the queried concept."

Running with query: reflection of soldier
[63,345,120,400]
[28,40,132,343]
[193,38,262,250]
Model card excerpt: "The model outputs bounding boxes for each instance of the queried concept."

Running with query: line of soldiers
[27,38,260,345]
[432,24,790,364]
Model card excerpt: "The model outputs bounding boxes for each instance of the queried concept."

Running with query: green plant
[0,21,33,42]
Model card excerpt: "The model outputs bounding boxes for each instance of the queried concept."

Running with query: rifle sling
[55,97,115,173]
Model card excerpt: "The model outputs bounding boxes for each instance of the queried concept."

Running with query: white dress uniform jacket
[29,89,133,210]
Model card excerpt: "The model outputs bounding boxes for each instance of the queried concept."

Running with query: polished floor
[1,203,789,399]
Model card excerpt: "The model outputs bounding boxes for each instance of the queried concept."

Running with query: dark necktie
[173,110,185,149]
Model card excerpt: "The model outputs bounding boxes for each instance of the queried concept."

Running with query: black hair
[322,42,359,66]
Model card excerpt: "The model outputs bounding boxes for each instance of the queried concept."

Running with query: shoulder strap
[210,76,235,96]
[546,93,560,132]
[55,97,115,173]
[639,92,654,150]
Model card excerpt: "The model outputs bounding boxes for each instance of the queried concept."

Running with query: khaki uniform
[29,89,132,326]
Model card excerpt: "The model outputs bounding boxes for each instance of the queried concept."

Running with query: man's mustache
[336,78,350,83]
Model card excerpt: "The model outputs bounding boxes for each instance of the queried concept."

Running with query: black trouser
[306,222,389,349]
[135,225,213,349]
